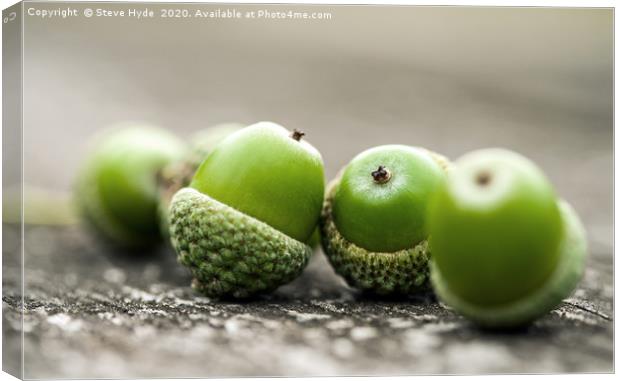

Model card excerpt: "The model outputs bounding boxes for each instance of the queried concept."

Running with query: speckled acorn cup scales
[320,151,451,296]
[169,188,313,299]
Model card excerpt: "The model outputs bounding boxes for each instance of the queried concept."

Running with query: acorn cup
[320,145,450,295]
[427,148,587,328]
[74,124,186,248]
[168,122,325,298]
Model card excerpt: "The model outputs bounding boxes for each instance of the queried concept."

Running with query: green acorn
[307,227,321,250]
[320,145,450,295]
[169,122,325,298]
[157,123,245,237]
[185,123,247,169]
[74,124,186,248]
[427,148,587,328]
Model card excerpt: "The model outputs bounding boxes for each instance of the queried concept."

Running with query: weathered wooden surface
[1,223,613,378]
[3,4,613,378]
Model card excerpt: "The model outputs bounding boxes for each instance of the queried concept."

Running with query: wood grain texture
[1,223,613,377]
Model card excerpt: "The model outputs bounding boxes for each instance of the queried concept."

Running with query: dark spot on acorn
[476,170,492,187]
[290,129,305,141]
[372,165,392,184]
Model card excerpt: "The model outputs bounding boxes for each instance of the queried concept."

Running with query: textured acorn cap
[431,199,587,328]
[169,187,313,299]
[320,150,451,296]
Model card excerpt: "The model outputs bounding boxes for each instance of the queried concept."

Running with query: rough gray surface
[2,223,614,378]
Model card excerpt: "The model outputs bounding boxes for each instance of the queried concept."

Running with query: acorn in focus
[427,148,587,328]
[320,145,449,295]
[74,124,186,248]
[157,123,245,238]
[168,122,325,298]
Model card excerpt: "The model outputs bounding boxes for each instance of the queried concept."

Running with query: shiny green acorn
[169,122,325,298]
[74,124,186,247]
[428,148,587,328]
[320,145,450,295]
[157,123,245,237]
[185,123,247,169]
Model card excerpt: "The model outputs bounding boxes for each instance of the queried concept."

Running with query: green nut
[307,227,321,249]
[74,124,186,248]
[169,122,325,298]
[157,123,245,238]
[185,123,247,169]
[320,145,450,295]
[428,148,587,328]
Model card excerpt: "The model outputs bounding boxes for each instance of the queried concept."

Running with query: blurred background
[4,3,613,378]
[21,4,612,255]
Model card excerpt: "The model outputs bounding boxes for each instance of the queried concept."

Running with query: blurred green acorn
[320,145,450,295]
[307,227,321,249]
[169,122,325,298]
[74,124,186,248]
[428,148,587,328]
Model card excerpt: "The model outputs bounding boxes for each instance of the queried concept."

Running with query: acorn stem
[371,166,392,184]
[476,171,492,187]
[290,129,305,141]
